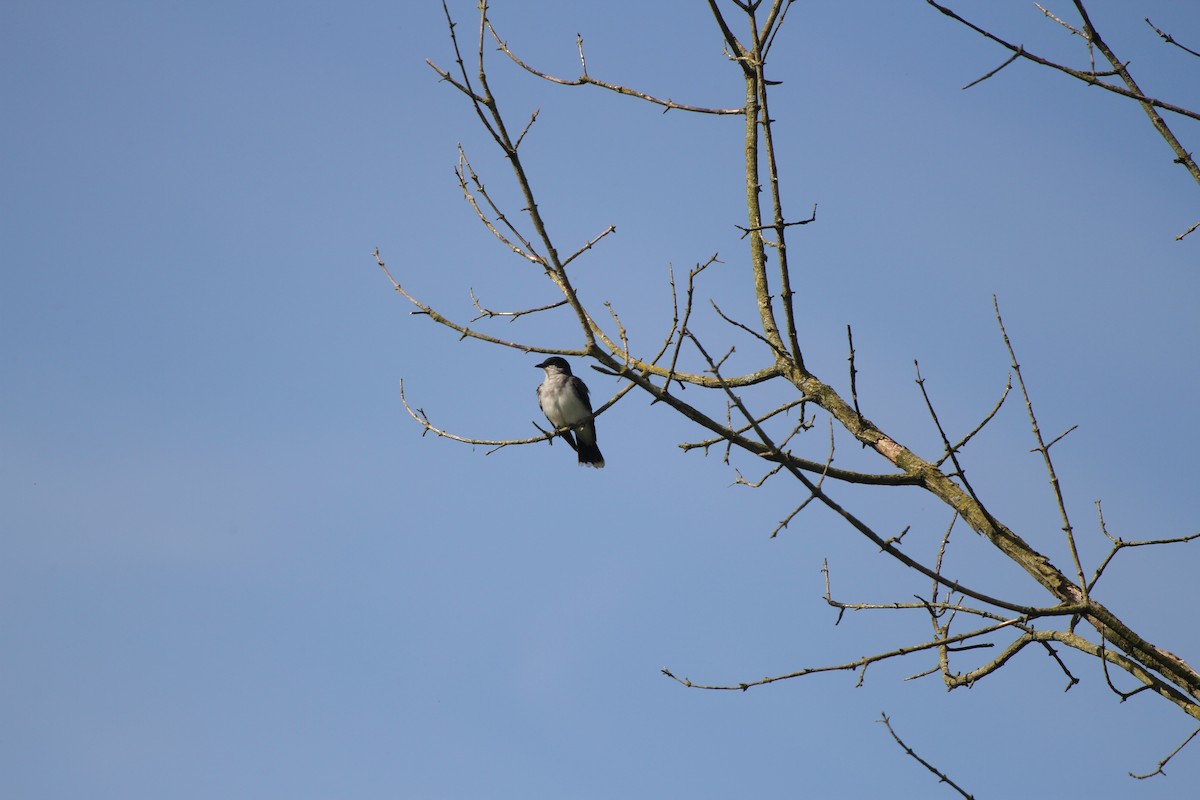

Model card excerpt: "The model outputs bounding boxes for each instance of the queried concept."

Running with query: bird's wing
[569,375,593,411]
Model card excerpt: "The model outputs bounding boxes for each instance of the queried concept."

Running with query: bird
[535,356,605,468]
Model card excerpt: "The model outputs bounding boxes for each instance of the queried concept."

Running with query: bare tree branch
[925,1,1200,122]
[404,5,1200,785]
[927,0,1200,239]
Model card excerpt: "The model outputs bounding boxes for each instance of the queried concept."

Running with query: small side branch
[398,375,634,457]
[934,375,1011,469]
[490,25,743,115]
[846,325,861,419]
[1129,726,1200,780]
[879,713,976,800]
[399,378,548,454]
[925,1,1200,123]
[1088,499,1200,592]
[1146,18,1200,60]
[562,224,617,267]
[376,249,547,353]
[1034,3,1085,40]
[469,290,567,323]
[734,204,817,238]
[962,50,1021,90]
[456,147,544,266]
[768,421,836,538]
[661,618,1025,691]
[927,0,1200,238]
[1176,218,1200,242]
[994,297,1088,598]
[711,299,790,359]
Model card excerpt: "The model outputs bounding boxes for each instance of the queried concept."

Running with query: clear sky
[4,1,1199,798]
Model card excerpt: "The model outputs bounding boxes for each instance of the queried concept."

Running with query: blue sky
[4,1,1199,797]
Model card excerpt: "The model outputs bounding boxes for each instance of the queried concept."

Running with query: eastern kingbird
[535,357,605,468]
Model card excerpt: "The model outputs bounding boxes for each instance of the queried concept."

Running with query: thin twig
[489,22,743,115]
[469,290,566,322]
[1088,499,1200,591]
[913,360,997,531]
[846,325,861,419]
[712,300,789,358]
[962,49,1021,90]
[879,713,976,799]
[456,147,544,265]
[925,1,1200,123]
[376,249,547,352]
[562,224,617,267]
[994,297,1089,599]
[1129,726,1200,779]
[734,204,817,237]
[1146,18,1200,60]
[513,107,539,150]
[934,375,1010,469]
[662,618,1025,691]
[1035,3,1084,38]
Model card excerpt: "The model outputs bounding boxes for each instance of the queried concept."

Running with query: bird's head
[535,356,573,375]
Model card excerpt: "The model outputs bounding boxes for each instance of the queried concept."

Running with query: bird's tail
[577,442,605,468]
